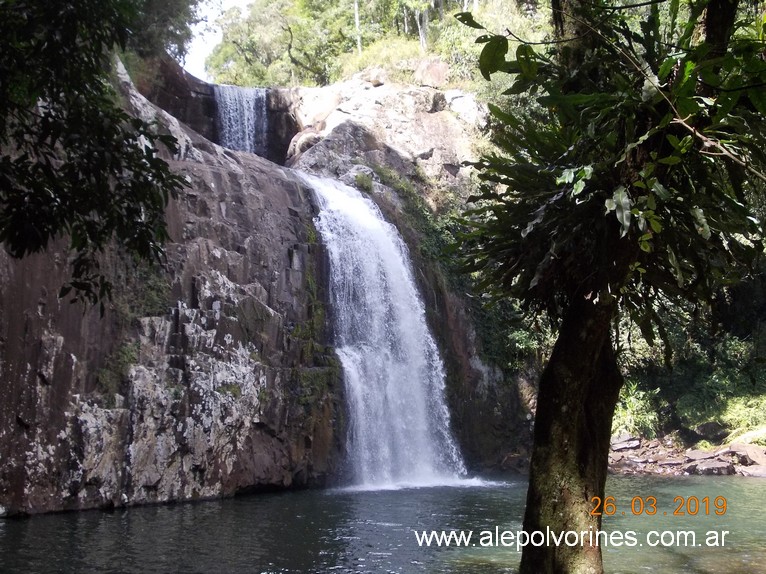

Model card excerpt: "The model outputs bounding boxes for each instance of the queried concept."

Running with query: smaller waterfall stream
[214,85,269,156]
[306,174,467,488]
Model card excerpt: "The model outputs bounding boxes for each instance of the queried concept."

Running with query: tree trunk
[354,0,362,56]
[415,9,428,52]
[519,294,624,574]
[704,0,738,60]
[403,5,409,35]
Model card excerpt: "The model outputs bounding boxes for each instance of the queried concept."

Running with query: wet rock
[689,460,736,475]
[738,464,766,477]
[612,438,641,451]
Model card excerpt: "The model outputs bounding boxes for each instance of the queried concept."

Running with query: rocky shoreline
[499,433,766,477]
[608,433,766,477]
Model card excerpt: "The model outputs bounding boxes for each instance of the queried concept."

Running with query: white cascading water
[214,85,269,157]
[212,90,468,488]
[304,173,467,488]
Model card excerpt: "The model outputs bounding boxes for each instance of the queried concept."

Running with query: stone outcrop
[0,62,524,517]
[136,63,524,469]
[134,54,219,143]
[288,78,486,188]
[608,433,766,476]
[135,58,486,178]
[0,64,343,516]
[289,78,528,469]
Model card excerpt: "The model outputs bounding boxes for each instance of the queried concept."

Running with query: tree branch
[283,23,327,85]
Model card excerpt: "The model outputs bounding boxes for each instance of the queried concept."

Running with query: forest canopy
[204,0,546,87]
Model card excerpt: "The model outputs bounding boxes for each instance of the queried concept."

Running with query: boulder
[684,459,735,475]
[728,443,766,466]
[612,437,641,451]
[414,57,450,88]
[738,464,766,477]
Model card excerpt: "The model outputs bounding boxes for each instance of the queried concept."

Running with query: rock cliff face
[0,63,531,517]
[135,56,301,165]
[0,65,342,516]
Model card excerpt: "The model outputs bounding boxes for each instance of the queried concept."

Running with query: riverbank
[608,433,766,477]
[499,433,766,477]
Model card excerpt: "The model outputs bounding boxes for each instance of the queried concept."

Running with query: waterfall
[305,173,467,488]
[214,85,269,157]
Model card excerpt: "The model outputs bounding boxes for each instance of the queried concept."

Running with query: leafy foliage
[0,0,186,305]
[616,313,766,443]
[612,380,660,438]
[457,1,765,346]
[206,0,547,89]
[129,0,202,59]
[206,0,356,86]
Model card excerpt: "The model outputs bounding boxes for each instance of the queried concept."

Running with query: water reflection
[603,476,766,574]
[0,475,763,573]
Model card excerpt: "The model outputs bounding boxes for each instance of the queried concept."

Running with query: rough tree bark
[519,293,624,574]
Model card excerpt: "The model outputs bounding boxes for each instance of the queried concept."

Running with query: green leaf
[479,36,509,81]
[556,168,575,185]
[454,12,485,29]
[613,186,632,237]
[681,60,695,85]
[658,155,682,165]
[658,57,676,81]
[516,44,538,78]
[748,88,766,115]
[713,90,741,122]
[652,181,671,200]
[667,247,684,286]
[676,96,699,117]
[502,77,532,95]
